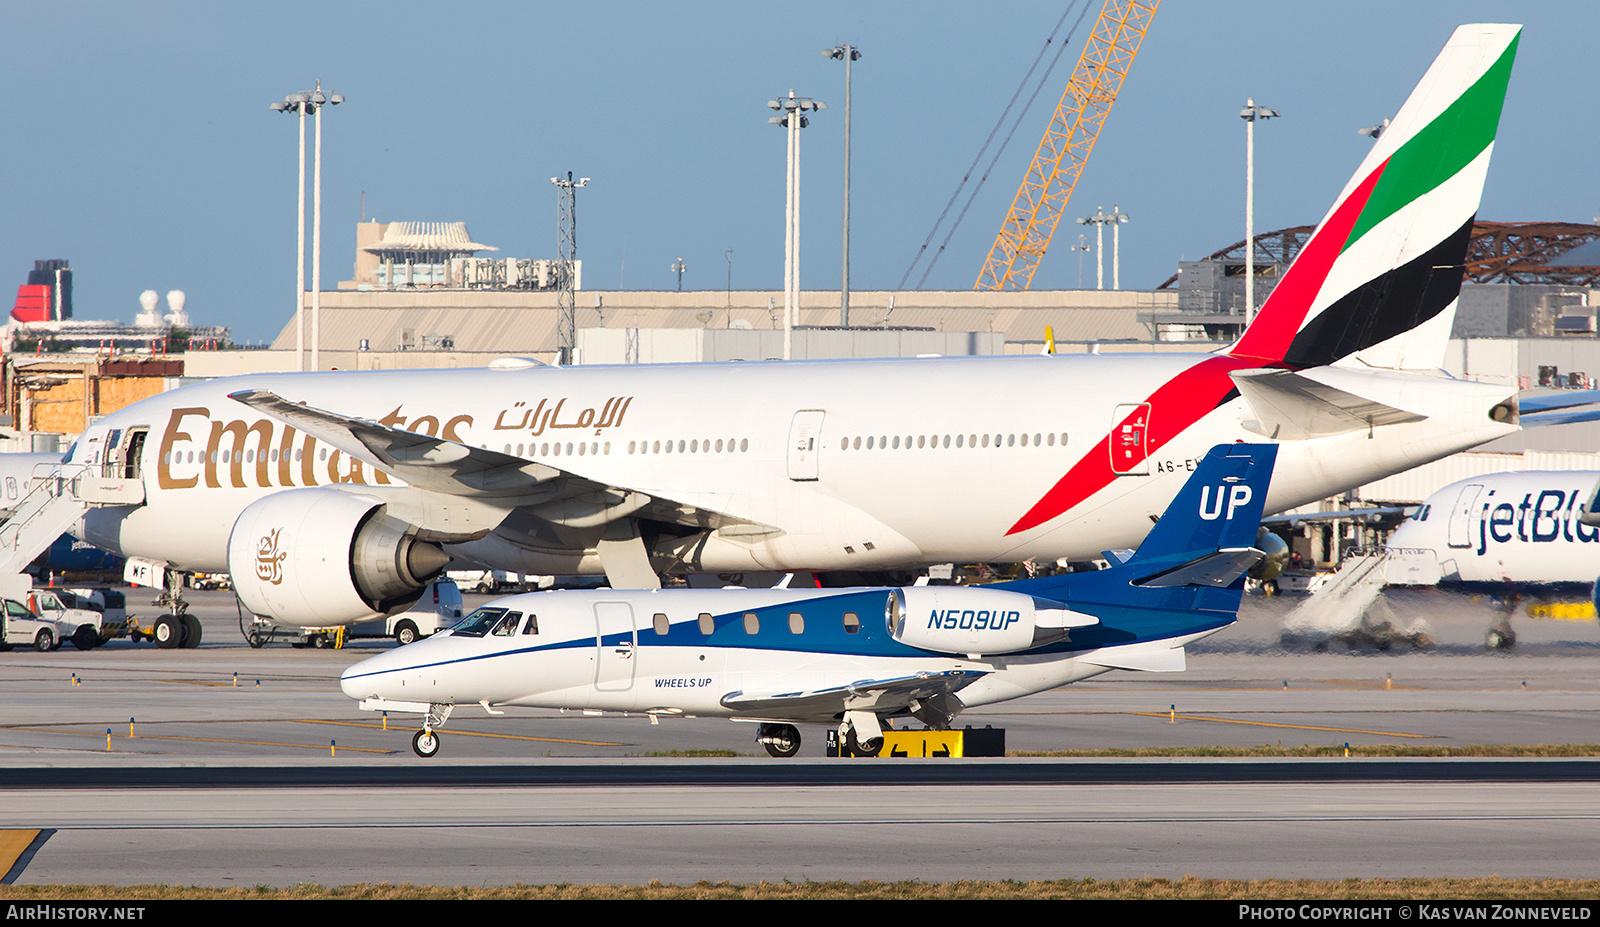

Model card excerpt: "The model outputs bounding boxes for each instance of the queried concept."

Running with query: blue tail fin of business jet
[1119,442,1276,579]
[1000,443,1278,616]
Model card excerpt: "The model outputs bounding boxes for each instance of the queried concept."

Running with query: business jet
[0,25,1540,645]
[341,443,1277,758]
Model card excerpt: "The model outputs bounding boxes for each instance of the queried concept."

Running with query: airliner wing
[721,669,987,723]
[228,389,776,534]
[230,389,559,496]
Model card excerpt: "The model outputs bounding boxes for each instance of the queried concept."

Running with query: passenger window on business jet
[788,612,804,634]
[698,612,714,635]
[843,612,860,634]
[743,612,760,634]
[653,612,670,636]
[522,615,539,635]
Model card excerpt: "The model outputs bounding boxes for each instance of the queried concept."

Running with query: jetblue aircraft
[0,25,1548,645]
[1388,471,1600,592]
[341,443,1278,758]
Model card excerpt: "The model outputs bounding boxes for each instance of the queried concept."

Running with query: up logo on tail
[1198,484,1253,521]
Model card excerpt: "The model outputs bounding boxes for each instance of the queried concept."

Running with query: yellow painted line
[0,726,392,754]
[1125,712,1434,739]
[297,718,626,747]
[0,830,39,876]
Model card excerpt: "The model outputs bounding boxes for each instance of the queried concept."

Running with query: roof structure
[361,222,498,256]
[1159,221,1600,289]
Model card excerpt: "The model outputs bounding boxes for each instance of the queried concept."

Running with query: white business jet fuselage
[342,443,1279,758]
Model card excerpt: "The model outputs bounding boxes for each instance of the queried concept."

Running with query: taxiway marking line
[296,718,626,747]
[1125,712,1433,738]
[0,726,393,754]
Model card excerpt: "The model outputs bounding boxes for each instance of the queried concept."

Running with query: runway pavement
[0,586,1596,886]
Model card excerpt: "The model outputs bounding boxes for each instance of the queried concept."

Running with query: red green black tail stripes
[1007,25,1520,536]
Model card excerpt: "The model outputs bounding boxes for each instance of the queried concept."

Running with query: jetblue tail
[1229,24,1519,371]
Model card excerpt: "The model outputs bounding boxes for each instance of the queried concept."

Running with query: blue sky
[1,1,1592,342]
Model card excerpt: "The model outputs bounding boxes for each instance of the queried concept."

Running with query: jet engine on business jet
[886,586,1097,656]
[228,488,452,627]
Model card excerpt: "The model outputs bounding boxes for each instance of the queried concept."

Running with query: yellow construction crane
[975,0,1157,291]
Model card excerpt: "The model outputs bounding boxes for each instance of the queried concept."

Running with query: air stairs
[0,463,143,577]
[1279,548,1431,649]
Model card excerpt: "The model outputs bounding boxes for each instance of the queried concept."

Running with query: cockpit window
[449,607,507,638]
[490,611,523,637]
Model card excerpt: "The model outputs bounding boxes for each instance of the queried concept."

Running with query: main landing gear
[758,723,802,758]
[151,572,202,649]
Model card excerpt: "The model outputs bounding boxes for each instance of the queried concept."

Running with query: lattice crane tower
[975,0,1157,291]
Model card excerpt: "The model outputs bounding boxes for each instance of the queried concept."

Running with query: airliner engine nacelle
[886,586,1093,656]
[228,488,452,627]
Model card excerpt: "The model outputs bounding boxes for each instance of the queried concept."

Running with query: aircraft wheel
[394,620,420,646]
[845,729,882,757]
[412,729,441,758]
[72,625,99,650]
[1486,628,1516,650]
[153,616,184,649]
[247,631,265,649]
[180,615,202,649]
[33,628,54,653]
[760,723,801,758]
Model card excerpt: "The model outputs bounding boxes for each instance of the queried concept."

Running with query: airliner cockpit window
[449,607,507,638]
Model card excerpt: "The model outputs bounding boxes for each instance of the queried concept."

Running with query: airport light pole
[769,90,824,359]
[270,83,342,371]
[310,81,342,372]
[823,44,860,327]
[1071,234,1090,289]
[1077,206,1117,291]
[1241,98,1279,323]
[552,173,590,365]
[671,257,686,292]
[1110,203,1129,290]
[270,90,310,371]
